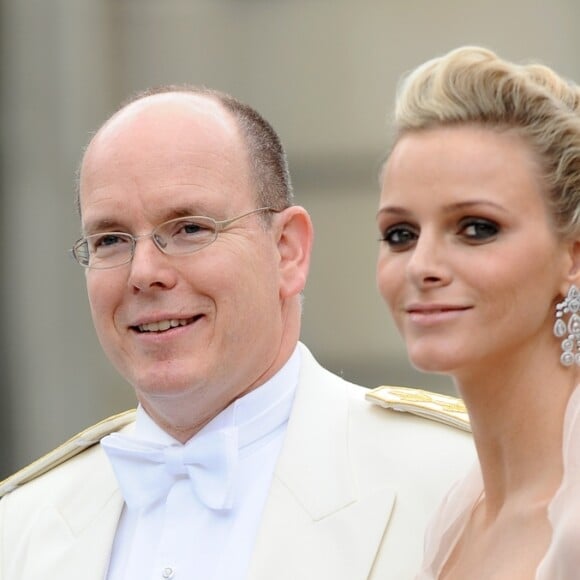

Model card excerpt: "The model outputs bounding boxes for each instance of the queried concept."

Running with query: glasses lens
[73,241,90,266]
[157,216,218,255]
[82,233,134,268]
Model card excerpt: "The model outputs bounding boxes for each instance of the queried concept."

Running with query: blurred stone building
[1,0,578,476]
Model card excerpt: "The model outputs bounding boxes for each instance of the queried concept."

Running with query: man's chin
[127,366,207,400]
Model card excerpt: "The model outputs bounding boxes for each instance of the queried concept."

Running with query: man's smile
[132,315,203,333]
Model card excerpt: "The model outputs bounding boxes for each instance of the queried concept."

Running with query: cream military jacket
[0,344,474,580]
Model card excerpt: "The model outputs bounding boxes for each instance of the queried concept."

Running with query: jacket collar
[247,344,396,580]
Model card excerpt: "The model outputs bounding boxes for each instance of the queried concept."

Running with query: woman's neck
[453,352,576,514]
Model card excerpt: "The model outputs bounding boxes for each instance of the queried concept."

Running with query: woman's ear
[275,206,314,299]
[561,239,580,294]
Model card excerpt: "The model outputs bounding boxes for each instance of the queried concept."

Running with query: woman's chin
[407,350,457,375]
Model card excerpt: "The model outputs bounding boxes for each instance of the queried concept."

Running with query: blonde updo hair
[391,46,580,237]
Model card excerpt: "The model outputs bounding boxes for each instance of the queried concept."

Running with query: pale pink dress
[417,385,580,579]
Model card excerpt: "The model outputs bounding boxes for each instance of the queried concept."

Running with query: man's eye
[459,218,499,242]
[176,220,213,236]
[381,225,418,250]
[92,234,127,249]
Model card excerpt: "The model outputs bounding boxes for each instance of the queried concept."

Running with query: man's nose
[127,236,178,292]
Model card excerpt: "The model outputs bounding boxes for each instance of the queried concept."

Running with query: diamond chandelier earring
[554,285,580,367]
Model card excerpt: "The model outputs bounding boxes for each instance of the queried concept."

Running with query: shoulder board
[0,409,136,499]
[366,385,471,432]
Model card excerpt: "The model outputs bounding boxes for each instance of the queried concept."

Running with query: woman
[376,46,580,579]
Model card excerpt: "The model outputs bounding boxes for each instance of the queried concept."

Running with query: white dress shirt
[104,345,300,580]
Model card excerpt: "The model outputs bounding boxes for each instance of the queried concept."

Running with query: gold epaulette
[0,409,136,499]
[366,385,471,432]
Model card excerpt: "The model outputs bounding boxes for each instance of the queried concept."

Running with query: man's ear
[275,206,314,299]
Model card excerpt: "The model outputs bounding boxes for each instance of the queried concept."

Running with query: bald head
[90,92,239,152]
[78,86,293,215]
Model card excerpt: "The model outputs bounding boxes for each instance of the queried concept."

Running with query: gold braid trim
[0,409,136,498]
[366,386,471,432]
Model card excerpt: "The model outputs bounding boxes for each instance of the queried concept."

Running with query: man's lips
[130,315,203,333]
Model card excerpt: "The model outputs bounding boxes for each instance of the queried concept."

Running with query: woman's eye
[459,218,499,242]
[381,224,418,250]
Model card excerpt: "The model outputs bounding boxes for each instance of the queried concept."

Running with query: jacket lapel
[248,345,396,580]
[19,446,124,580]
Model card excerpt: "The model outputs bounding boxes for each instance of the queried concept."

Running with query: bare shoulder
[0,409,136,499]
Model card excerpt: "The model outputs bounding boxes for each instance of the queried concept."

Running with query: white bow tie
[101,428,239,511]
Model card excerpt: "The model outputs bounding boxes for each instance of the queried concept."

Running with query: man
[0,86,473,579]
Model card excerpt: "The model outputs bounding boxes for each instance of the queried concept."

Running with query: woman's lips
[405,304,472,325]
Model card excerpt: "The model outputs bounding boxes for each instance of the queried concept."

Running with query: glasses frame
[70,206,280,270]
